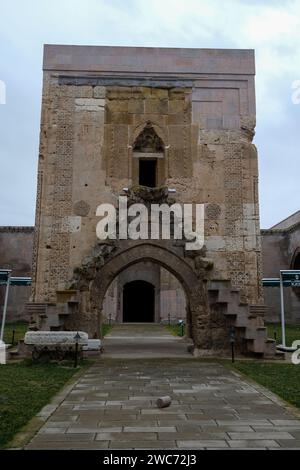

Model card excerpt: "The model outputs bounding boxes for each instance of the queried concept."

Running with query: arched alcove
[132,122,165,187]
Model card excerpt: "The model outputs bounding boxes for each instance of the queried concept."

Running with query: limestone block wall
[160,267,186,322]
[32,45,262,309]
[32,75,108,302]
[102,278,118,322]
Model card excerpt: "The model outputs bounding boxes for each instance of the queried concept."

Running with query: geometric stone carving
[133,122,164,152]
[73,200,90,217]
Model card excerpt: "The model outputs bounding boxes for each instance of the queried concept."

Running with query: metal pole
[0,273,11,342]
[230,327,235,363]
[74,341,78,368]
[279,271,286,348]
[231,342,235,363]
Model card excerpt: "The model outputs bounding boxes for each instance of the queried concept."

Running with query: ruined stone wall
[32,46,261,308]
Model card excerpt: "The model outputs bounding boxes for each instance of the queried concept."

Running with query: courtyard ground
[102,323,190,358]
[230,361,300,410]
[0,360,89,448]
[23,324,300,450]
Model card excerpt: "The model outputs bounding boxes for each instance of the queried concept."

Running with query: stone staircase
[207,280,277,357]
[26,283,278,357]
[25,302,48,330]
[25,297,77,331]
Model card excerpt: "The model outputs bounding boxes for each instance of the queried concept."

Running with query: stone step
[246,338,264,354]
[244,327,267,340]
[25,302,48,313]
[207,283,276,357]
[8,349,19,357]
[249,304,268,318]
[208,284,240,305]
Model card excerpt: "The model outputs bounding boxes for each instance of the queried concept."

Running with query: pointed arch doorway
[123,280,155,322]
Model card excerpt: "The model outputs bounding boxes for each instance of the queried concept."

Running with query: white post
[279,271,286,348]
[0,274,11,342]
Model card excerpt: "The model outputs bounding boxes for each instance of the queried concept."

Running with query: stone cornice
[44,45,255,75]
[261,221,300,236]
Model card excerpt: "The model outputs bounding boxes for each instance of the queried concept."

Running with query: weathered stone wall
[32,45,260,309]
[160,267,186,322]
[30,45,265,352]
[0,227,34,322]
[32,75,107,302]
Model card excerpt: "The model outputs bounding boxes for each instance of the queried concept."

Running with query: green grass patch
[266,323,300,347]
[165,324,185,337]
[0,360,89,448]
[3,322,29,345]
[102,324,113,337]
[230,361,300,410]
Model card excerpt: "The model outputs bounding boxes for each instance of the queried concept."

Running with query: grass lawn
[102,324,113,337]
[3,322,29,345]
[230,361,300,410]
[0,360,89,448]
[165,324,186,337]
[266,323,300,347]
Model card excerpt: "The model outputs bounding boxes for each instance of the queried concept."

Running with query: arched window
[132,122,165,188]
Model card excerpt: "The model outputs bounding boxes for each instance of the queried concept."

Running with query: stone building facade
[0,227,34,322]
[27,45,275,356]
[262,211,300,324]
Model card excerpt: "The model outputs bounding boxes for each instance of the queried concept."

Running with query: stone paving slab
[227,440,280,448]
[26,359,300,450]
[102,324,191,358]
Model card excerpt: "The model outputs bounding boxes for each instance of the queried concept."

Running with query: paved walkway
[26,358,300,449]
[102,323,191,358]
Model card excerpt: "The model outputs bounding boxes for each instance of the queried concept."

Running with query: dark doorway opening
[139,159,157,187]
[292,252,300,298]
[293,253,300,270]
[123,280,155,322]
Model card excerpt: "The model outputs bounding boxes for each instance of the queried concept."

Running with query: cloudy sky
[0,0,299,228]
